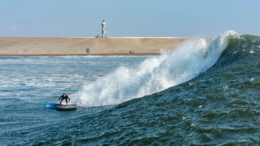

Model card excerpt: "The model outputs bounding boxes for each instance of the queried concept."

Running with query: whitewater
[73,31,238,106]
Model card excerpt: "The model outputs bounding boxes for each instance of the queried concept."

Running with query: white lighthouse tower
[101,19,106,38]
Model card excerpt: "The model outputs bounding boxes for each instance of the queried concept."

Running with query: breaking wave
[72,31,239,106]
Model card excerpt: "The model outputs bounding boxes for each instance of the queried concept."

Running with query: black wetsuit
[59,95,70,103]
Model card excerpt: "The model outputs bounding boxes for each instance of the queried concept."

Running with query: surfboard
[44,102,77,110]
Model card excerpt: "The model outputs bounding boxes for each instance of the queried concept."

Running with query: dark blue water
[1,31,260,145]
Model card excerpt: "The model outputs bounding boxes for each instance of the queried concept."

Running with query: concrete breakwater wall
[0,37,212,55]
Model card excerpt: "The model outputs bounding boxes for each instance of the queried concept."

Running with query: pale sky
[0,0,259,38]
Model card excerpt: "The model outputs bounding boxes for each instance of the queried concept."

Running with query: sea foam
[72,31,238,106]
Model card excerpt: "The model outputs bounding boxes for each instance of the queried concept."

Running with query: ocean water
[1,31,260,145]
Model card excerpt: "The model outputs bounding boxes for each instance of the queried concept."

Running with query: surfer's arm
[58,96,62,101]
[67,96,70,102]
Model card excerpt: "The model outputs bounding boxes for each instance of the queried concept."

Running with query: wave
[72,31,239,106]
[6,31,260,145]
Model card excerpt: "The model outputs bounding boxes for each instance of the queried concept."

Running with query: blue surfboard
[44,102,77,110]
[43,103,57,109]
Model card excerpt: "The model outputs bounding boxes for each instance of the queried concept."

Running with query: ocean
[1,31,260,145]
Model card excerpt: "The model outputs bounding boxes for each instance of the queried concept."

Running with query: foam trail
[72,31,238,107]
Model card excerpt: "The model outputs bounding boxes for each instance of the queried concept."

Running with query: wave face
[73,31,237,106]
[59,31,260,145]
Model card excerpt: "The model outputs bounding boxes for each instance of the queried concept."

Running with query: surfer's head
[63,93,66,97]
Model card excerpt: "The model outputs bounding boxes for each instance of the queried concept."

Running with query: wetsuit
[59,95,70,104]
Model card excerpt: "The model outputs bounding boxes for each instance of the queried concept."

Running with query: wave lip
[72,31,239,107]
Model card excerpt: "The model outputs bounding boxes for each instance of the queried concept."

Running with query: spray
[72,31,238,107]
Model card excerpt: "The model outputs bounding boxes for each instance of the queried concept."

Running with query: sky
[0,0,259,38]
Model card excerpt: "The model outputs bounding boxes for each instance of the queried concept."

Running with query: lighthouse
[101,19,106,38]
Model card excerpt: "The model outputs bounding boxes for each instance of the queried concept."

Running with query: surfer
[59,93,70,105]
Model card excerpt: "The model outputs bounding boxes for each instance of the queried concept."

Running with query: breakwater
[0,37,212,55]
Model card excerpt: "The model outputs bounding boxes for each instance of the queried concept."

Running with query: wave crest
[72,31,238,106]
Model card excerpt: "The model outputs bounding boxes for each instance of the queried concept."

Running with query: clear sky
[0,0,259,38]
